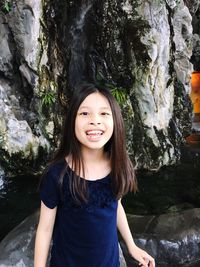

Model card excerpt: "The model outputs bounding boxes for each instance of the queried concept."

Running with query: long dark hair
[42,82,137,202]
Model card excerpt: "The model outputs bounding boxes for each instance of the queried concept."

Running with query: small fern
[3,1,12,13]
[107,85,127,105]
[42,92,56,107]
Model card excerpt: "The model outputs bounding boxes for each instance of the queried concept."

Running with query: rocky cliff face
[0,0,198,174]
[0,1,49,175]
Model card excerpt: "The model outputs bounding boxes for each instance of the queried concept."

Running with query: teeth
[86,130,103,135]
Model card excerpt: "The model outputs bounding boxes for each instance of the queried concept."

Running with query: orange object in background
[190,72,200,113]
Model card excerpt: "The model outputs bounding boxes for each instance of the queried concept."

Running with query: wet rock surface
[123,209,200,267]
[0,0,198,174]
[0,212,39,267]
[0,1,50,175]
[0,78,49,175]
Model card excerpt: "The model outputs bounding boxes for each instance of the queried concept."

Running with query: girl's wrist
[127,240,137,253]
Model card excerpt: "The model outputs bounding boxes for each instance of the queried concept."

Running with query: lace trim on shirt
[63,176,116,212]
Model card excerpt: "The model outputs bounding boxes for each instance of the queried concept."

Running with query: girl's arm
[34,201,57,267]
[117,199,155,267]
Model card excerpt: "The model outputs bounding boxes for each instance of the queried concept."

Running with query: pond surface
[0,163,200,242]
[122,163,200,215]
[0,174,40,241]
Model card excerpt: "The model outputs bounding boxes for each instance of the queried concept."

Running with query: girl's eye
[80,112,89,116]
[101,112,110,116]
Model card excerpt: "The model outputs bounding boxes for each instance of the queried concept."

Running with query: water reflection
[122,163,200,215]
[0,168,5,190]
[0,174,40,241]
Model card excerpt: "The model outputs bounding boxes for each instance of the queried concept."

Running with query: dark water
[0,174,40,241]
[0,163,200,242]
[122,163,200,215]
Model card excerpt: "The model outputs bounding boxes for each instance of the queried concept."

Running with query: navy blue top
[40,159,119,267]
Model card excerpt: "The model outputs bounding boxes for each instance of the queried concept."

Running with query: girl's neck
[66,149,111,180]
[81,148,110,180]
[81,147,106,164]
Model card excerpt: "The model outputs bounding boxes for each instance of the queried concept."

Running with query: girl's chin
[80,142,107,151]
[86,135,103,142]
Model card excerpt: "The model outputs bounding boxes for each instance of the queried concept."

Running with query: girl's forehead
[79,92,111,109]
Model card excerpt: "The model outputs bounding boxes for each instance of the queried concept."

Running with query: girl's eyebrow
[79,106,111,110]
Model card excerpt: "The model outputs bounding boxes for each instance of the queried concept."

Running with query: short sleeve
[40,167,60,209]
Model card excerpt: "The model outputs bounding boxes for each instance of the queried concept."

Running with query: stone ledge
[122,209,200,267]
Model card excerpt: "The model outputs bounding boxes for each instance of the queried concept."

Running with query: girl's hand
[128,244,155,267]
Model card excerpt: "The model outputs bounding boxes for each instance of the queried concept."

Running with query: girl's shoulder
[48,158,66,171]
[44,158,67,181]
[40,159,67,208]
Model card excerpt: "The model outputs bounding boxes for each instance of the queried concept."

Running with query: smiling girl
[34,82,155,267]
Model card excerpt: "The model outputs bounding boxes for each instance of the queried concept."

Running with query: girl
[34,82,155,267]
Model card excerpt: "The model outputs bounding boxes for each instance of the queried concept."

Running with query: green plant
[42,92,56,107]
[110,86,127,105]
[2,1,12,13]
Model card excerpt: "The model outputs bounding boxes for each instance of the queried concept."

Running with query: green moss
[0,143,50,174]
[143,135,161,161]
[122,16,150,68]
[38,66,51,94]
[121,0,151,67]
[0,149,29,174]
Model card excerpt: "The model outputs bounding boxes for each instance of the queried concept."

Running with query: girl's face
[75,92,114,153]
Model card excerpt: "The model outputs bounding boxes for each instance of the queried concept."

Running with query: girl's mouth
[86,130,104,135]
[85,130,104,140]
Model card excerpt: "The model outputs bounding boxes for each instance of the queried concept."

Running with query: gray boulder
[123,208,200,267]
[0,211,39,267]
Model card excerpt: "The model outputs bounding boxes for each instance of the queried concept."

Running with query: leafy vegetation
[1,0,12,13]
[107,84,127,105]
[41,92,56,107]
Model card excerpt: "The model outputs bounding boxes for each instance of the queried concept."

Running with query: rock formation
[0,1,49,175]
[124,208,200,267]
[1,2,200,266]
[0,0,198,172]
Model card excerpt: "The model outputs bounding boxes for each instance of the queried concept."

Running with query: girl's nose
[89,114,101,125]
[89,121,101,125]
